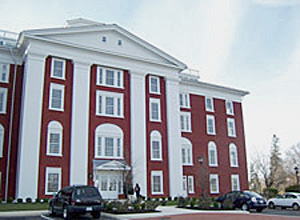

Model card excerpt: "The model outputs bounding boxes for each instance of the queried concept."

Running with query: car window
[245,191,263,199]
[74,187,101,199]
[286,194,297,199]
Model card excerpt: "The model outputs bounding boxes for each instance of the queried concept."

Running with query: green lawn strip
[0,203,48,212]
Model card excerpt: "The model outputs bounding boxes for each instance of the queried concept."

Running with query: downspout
[5,47,18,201]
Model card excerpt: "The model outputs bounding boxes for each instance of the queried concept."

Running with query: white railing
[180,68,200,81]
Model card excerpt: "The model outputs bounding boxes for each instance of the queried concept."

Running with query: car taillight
[251,197,257,203]
[71,199,75,205]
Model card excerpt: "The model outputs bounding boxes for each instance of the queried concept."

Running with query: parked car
[49,185,104,219]
[216,191,267,212]
[267,192,300,210]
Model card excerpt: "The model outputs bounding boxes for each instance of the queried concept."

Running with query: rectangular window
[51,58,65,79]
[206,115,216,135]
[151,171,163,195]
[0,88,7,114]
[49,133,60,154]
[205,97,214,112]
[226,101,234,115]
[180,112,192,132]
[150,98,161,122]
[97,137,102,157]
[151,140,162,160]
[117,138,121,157]
[0,126,3,158]
[227,118,236,137]
[0,63,9,83]
[182,176,187,191]
[45,167,61,195]
[149,75,160,94]
[105,137,114,156]
[49,83,64,111]
[96,90,124,118]
[182,144,193,166]
[95,135,123,159]
[101,176,108,191]
[179,93,190,108]
[231,175,240,191]
[209,174,219,194]
[97,66,123,88]
[188,176,195,194]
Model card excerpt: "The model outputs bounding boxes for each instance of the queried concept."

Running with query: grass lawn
[0,203,48,212]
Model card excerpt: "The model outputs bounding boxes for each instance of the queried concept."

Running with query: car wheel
[241,203,249,211]
[268,202,275,209]
[92,211,101,219]
[63,206,70,220]
[49,203,56,216]
[292,203,299,211]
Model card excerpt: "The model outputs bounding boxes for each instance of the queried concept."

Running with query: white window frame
[149,98,161,122]
[151,170,163,195]
[0,87,8,114]
[49,83,64,111]
[231,174,240,191]
[149,75,160,94]
[46,121,63,157]
[51,58,66,80]
[0,63,9,83]
[150,130,162,161]
[181,138,193,166]
[45,167,61,195]
[208,141,218,167]
[96,90,124,118]
[179,93,190,108]
[97,66,124,89]
[188,175,195,194]
[206,115,216,135]
[180,111,192,132]
[209,174,219,194]
[205,97,214,112]
[0,124,4,158]
[227,118,236,137]
[229,143,239,167]
[226,100,234,115]
[182,175,187,192]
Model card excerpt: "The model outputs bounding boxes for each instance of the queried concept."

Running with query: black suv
[49,185,103,219]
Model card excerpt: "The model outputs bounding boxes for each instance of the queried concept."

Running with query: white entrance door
[95,171,122,199]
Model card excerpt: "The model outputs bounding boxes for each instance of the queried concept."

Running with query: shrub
[177,197,188,208]
[141,202,146,210]
[134,202,140,211]
[168,196,172,201]
[174,197,178,201]
[17,198,23,203]
[146,201,159,210]
[190,198,196,208]
[43,198,49,203]
[7,197,14,203]
[285,185,300,193]
[26,197,32,203]
[263,188,278,199]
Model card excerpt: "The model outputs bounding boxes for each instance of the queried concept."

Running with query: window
[181,137,193,165]
[229,143,238,167]
[118,40,122,46]
[151,171,163,195]
[49,83,64,111]
[231,175,240,191]
[182,176,187,192]
[102,36,107,42]
[208,141,218,167]
[0,88,8,114]
[226,101,234,115]
[95,124,123,158]
[47,121,63,156]
[51,58,65,79]
[179,93,190,108]
[227,118,236,137]
[0,63,9,83]
[209,174,219,194]
[206,115,216,135]
[180,112,192,132]
[205,97,214,112]
[149,98,161,122]
[97,66,123,88]
[0,124,3,157]
[188,176,195,194]
[45,167,61,195]
[150,130,162,161]
[149,76,160,94]
[96,90,124,118]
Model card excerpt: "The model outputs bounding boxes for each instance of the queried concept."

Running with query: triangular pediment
[94,160,131,171]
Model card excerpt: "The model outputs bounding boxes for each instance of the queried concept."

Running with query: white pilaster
[166,78,183,197]
[70,61,91,185]
[130,72,147,196]
[16,54,46,199]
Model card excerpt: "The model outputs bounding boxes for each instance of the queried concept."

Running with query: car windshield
[245,191,263,199]
[74,187,100,198]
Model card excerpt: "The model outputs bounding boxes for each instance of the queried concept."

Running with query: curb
[0,210,48,217]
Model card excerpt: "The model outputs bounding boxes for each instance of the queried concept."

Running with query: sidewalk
[0,209,47,217]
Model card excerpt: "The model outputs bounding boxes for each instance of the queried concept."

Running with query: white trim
[151,170,163,195]
[49,83,65,111]
[209,174,219,194]
[182,175,187,192]
[51,58,66,80]
[181,137,193,166]
[206,115,216,135]
[229,143,239,167]
[96,90,124,118]
[227,118,236,137]
[180,111,192,132]
[0,124,4,158]
[0,87,8,114]
[231,174,240,191]
[226,100,234,115]
[149,98,161,122]
[150,130,162,161]
[0,63,10,83]
[45,167,61,195]
[97,66,124,89]
[208,141,218,167]
[188,175,195,194]
[179,93,190,109]
[149,75,160,94]
[46,121,63,157]
[205,96,214,112]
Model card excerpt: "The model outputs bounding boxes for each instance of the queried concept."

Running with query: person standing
[134,183,140,199]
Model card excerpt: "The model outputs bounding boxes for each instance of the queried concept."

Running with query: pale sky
[1,0,300,162]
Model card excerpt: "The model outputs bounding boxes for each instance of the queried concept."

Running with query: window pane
[151,77,158,93]
[152,141,160,159]
[180,115,184,130]
[151,102,159,120]
[182,176,187,191]
[105,137,114,156]
[185,115,190,130]
[117,138,121,157]
[50,133,60,154]
[117,71,121,87]
[0,92,4,112]
[99,68,103,84]
[117,98,121,116]
[210,149,216,165]
[48,173,59,193]
[101,176,108,191]
[53,60,63,78]
[185,94,189,107]
[179,94,183,106]
[105,97,114,115]
[187,148,191,164]
[106,70,114,85]
[153,176,161,192]
[182,148,186,164]
[98,96,102,114]
[97,137,102,156]
[52,89,62,109]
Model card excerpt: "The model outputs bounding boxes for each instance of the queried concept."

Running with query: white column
[16,54,46,199]
[166,78,183,197]
[70,61,91,185]
[130,72,147,196]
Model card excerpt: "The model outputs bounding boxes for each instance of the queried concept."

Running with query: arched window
[208,141,218,167]
[181,137,193,165]
[229,143,238,167]
[0,124,4,157]
[150,130,162,160]
[95,123,123,158]
[47,121,63,156]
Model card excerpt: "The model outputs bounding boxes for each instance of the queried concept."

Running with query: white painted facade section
[16,53,45,199]
[165,77,184,197]
[70,61,91,185]
[130,72,147,196]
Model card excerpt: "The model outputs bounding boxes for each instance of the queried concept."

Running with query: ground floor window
[151,170,163,195]
[45,167,61,195]
[209,174,219,194]
[231,174,240,191]
[96,172,123,199]
[188,176,195,194]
